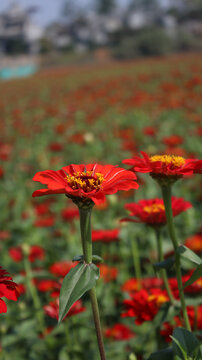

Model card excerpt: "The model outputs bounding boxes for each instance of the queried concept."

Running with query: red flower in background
[0,167,4,178]
[184,234,202,253]
[49,261,76,278]
[0,267,20,313]
[9,245,45,263]
[104,323,135,340]
[61,207,79,222]
[44,298,85,320]
[29,245,45,263]
[143,126,156,137]
[32,163,138,205]
[123,152,202,177]
[161,305,202,342]
[99,264,118,283]
[121,197,191,226]
[169,273,202,298]
[122,277,163,293]
[9,247,23,262]
[162,135,183,147]
[34,216,55,228]
[122,289,169,325]
[92,229,120,243]
[37,279,60,293]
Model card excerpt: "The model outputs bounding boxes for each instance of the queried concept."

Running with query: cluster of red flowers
[9,245,45,263]
[104,323,134,341]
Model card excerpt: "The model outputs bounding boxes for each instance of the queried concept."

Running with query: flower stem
[131,238,142,290]
[24,256,45,332]
[161,185,191,331]
[154,229,175,305]
[79,207,106,360]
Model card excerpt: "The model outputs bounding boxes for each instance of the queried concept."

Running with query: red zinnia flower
[44,298,85,320]
[0,267,20,313]
[121,197,192,226]
[123,152,202,178]
[92,229,120,243]
[122,288,169,325]
[104,323,135,340]
[32,163,138,205]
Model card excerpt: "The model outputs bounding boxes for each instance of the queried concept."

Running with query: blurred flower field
[0,53,202,360]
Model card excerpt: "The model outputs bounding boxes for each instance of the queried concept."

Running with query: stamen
[66,171,104,192]
[150,155,185,168]
[143,203,165,214]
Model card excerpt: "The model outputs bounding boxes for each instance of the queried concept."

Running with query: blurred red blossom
[49,261,76,278]
[104,323,135,340]
[44,298,86,320]
[184,234,202,253]
[92,229,120,243]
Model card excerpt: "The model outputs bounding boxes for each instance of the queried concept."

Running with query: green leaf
[177,246,202,266]
[172,327,200,359]
[183,264,202,289]
[147,348,173,360]
[153,257,175,271]
[59,263,99,323]
[92,255,104,263]
[72,255,84,262]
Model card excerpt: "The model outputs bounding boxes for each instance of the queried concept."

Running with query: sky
[0,0,170,28]
[0,0,65,27]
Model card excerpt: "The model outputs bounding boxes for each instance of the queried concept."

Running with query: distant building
[0,2,43,55]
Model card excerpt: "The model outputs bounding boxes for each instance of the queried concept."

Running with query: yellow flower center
[66,171,104,192]
[143,203,165,214]
[148,294,168,307]
[150,155,185,168]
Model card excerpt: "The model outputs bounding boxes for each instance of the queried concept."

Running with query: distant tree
[128,0,160,11]
[94,0,117,14]
[61,0,84,23]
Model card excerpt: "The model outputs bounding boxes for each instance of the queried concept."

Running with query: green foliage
[59,263,99,322]
[171,328,202,360]
[112,28,174,59]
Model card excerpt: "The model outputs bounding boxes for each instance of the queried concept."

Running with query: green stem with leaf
[161,185,191,331]
[79,207,106,360]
